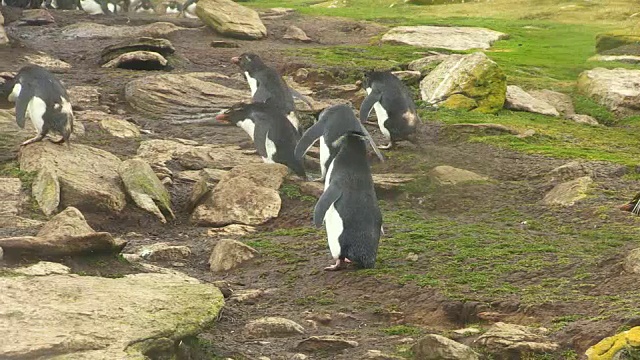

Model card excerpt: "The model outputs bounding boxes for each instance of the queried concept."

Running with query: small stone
[406,253,418,262]
[298,181,324,198]
[32,164,60,216]
[283,25,311,42]
[209,239,258,272]
[528,89,575,116]
[365,350,403,360]
[137,242,191,262]
[23,52,71,70]
[207,224,257,237]
[102,51,168,70]
[413,334,480,360]
[229,289,266,303]
[450,327,481,340]
[624,248,640,274]
[429,165,489,185]
[121,253,143,262]
[291,354,308,360]
[567,113,599,126]
[517,129,536,138]
[542,176,592,206]
[186,171,212,213]
[244,317,305,338]
[296,336,358,353]
[505,85,560,117]
[100,118,141,138]
[373,173,416,190]
[13,261,70,276]
[19,9,55,25]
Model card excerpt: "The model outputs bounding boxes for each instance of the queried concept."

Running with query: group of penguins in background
[1,51,420,271]
[2,0,198,17]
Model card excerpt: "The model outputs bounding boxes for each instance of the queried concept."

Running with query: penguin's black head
[215,102,254,126]
[231,53,264,72]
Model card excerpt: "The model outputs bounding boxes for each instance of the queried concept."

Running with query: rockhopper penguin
[358,70,420,149]
[6,65,74,146]
[313,130,383,271]
[215,102,306,178]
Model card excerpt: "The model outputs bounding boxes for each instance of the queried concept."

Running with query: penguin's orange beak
[231,56,241,65]
[216,113,231,124]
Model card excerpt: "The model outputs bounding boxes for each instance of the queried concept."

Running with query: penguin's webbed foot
[364,120,378,126]
[242,149,258,155]
[324,259,346,271]
[378,141,394,150]
[20,134,45,146]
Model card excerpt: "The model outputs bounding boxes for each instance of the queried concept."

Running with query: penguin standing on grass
[358,70,420,150]
[6,65,74,146]
[313,130,382,271]
[295,104,384,182]
[231,53,312,134]
[215,102,306,178]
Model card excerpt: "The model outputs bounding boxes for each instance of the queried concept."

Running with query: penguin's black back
[246,103,306,177]
[320,104,367,159]
[17,65,70,105]
[367,71,418,139]
[330,134,382,268]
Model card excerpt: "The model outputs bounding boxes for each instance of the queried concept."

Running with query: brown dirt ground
[1,7,640,360]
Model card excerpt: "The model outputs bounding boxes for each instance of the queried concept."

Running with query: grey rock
[382,25,508,50]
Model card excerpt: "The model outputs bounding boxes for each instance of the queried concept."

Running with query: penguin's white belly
[324,158,334,191]
[244,72,258,97]
[185,3,197,16]
[237,119,255,141]
[27,97,47,134]
[137,7,154,13]
[128,0,140,11]
[319,136,330,179]
[286,111,299,132]
[325,202,343,259]
[166,7,179,14]
[81,0,105,14]
[107,3,121,12]
[263,131,277,163]
[373,102,391,139]
[8,83,21,102]
[1,0,6,6]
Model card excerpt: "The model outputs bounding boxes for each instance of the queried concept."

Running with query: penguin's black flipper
[359,89,382,124]
[313,185,342,227]
[294,119,325,160]
[254,122,269,158]
[358,123,385,162]
[252,84,272,104]
[15,84,34,129]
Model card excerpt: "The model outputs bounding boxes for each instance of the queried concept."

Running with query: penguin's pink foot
[378,142,394,150]
[365,120,378,125]
[344,258,352,263]
[324,259,345,271]
[21,134,45,146]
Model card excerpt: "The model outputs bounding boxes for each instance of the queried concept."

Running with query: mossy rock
[596,31,640,54]
[442,94,477,111]
[118,159,174,223]
[586,327,640,360]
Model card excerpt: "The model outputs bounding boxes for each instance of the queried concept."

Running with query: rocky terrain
[1,0,640,359]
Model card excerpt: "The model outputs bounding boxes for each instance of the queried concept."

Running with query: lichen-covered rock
[429,165,489,185]
[103,51,168,70]
[567,114,599,126]
[118,159,174,223]
[0,12,8,45]
[20,142,126,213]
[32,164,60,216]
[220,163,289,191]
[528,89,575,116]
[412,334,480,360]
[505,85,560,117]
[196,0,267,40]
[623,248,640,274]
[38,207,96,238]
[577,68,640,117]
[137,242,191,261]
[475,322,559,356]
[586,327,640,360]
[125,73,250,122]
[244,317,305,338]
[61,22,183,39]
[0,272,224,359]
[22,52,71,70]
[420,52,506,114]
[542,176,592,206]
[100,118,141,138]
[209,238,258,272]
[381,26,508,51]
[596,31,640,54]
[192,175,281,227]
[100,37,175,65]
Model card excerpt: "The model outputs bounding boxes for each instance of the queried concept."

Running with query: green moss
[596,31,640,54]
[442,94,477,111]
[381,325,423,336]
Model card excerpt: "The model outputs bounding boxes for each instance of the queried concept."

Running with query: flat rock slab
[19,142,126,213]
[244,317,305,338]
[61,22,184,39]
[19,9,55,25]
[196,0,267,40]
[0,273,224,359]
[103,50,168,70]
[505,85,560,117]
[125,72,250,122]
[209,238,258,272]
[429,165,489,185]
[100,37,175,64]
[382,25,508,50]
[577,68,640,117]
[296,335,359,353]
[372,173,416,190]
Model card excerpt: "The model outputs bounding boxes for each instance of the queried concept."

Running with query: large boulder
[196,0,267,40]
[412,334,480,360]
[420,52,506,114]
[0,12,8,45]
[61,22,183,38]
[577,68,640,117]
[586,327,640,360]
[0,272,224,359]
[118,159,174,223]
[20,142,126,213]
[542,176,593,206]
[475,322,560,357]
[0,207,125,258]
[125,73,250,122]
[528,89,575,116]
[381,25,508,51]
[505,85,560,117]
